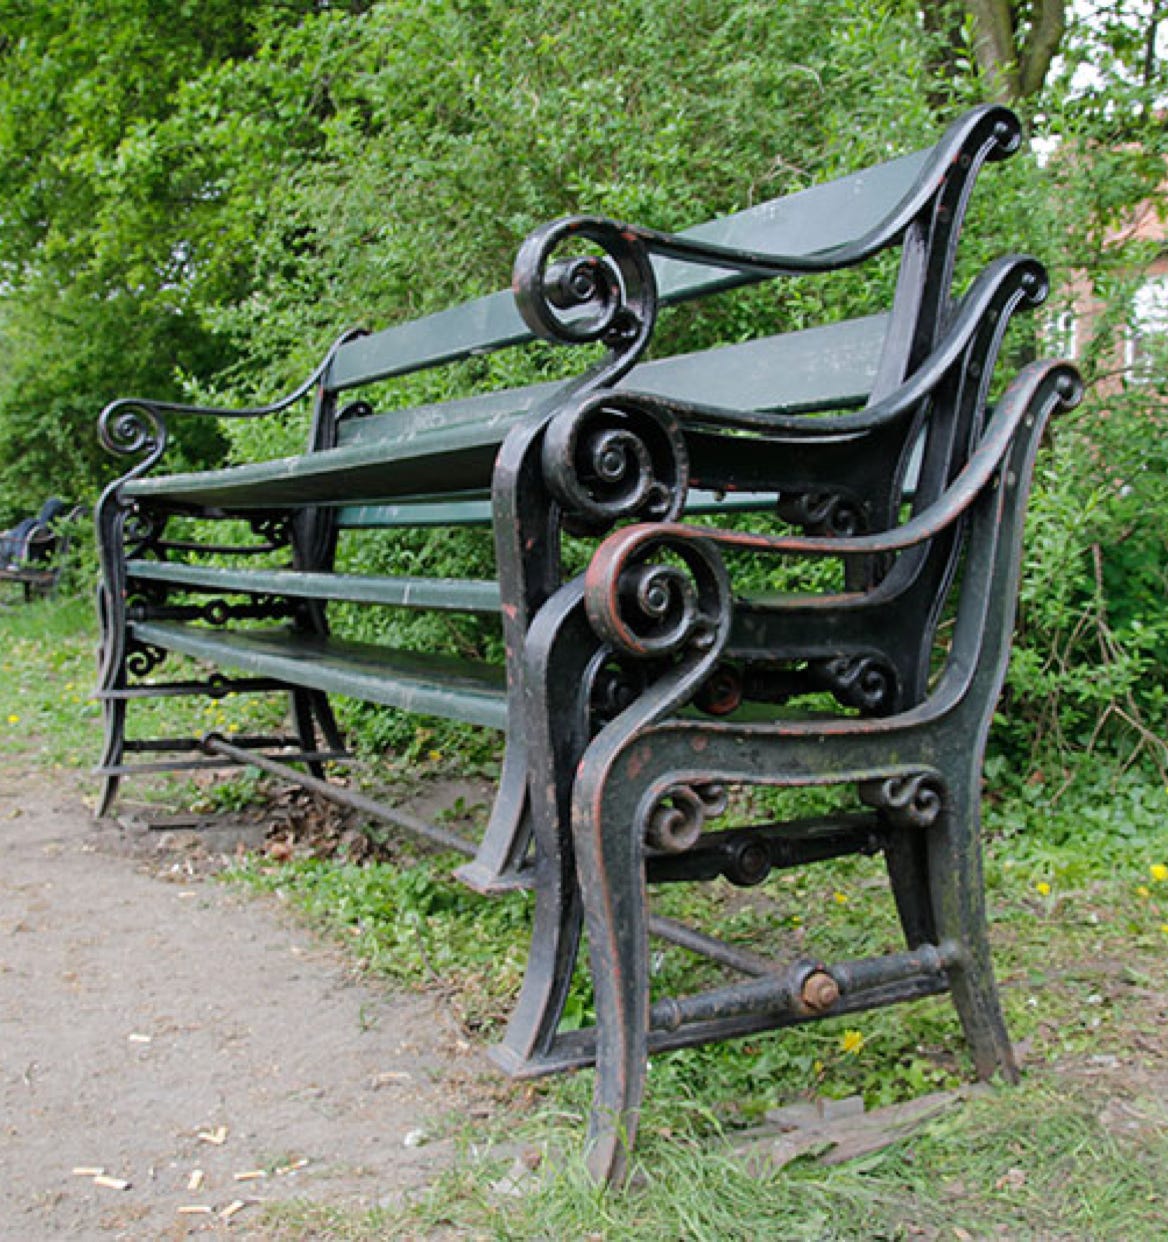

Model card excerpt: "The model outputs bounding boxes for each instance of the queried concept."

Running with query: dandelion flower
[428,749,443,763]
[6,714,19,724]
[1035,881,1051,897]
[840,1029,865,1055]
[1150,863,1168,883]
[833,891,848,905]
[1137,885,1151,899]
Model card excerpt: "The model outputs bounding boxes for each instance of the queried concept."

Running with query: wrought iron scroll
[125,642,167,679]
[584,527,731,662]
[585,651,651,732]
[859,773,946,829]
[642,782,729,854]
[776,490,866,538]
[513,215,658,386]
[811,654,899,715]
[542,392,689,535]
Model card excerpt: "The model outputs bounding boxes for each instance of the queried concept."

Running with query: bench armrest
[513,105,1022,370]
[97,328,364,477]
[583,359,1083,659]
[634,253,1048,442]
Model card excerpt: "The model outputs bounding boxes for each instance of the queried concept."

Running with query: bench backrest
[317,106,1022,534]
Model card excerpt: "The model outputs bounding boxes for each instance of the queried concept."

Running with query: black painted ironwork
[89,106,1079,1183]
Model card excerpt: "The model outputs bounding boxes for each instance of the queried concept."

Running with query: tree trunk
[934,0,1067,103]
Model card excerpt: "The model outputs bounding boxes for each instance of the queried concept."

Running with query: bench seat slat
[125,425,501,509]
[336,488,797,530]
[125,315,887,512]
[126,562,503,612]
[130,621,508,730]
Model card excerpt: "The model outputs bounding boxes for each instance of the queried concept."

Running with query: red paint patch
[627,746,651,780]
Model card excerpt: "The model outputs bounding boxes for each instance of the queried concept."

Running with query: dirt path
[0,768,497,1240]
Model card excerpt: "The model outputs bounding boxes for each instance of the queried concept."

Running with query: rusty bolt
[800,970,840,1013]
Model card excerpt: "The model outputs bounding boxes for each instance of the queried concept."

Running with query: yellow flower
[6,714,19,724]
[1035,881,1051,897]
[1137,885,1151,899]
[1150,863,1168,883]
[840,1029,865,1055]
[833,891,848,905]
[1160,924,1168,936]
[428,749,443,763]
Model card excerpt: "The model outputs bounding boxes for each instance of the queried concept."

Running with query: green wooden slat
[651,152,928,301]
[126,421,501,509]
[125,314,887,513]
[337,489,788,530]
[337,313,888,451]
[131,621,508,730]
[125,562,503,612]
[626,312,887,413]
[326,152,925,391]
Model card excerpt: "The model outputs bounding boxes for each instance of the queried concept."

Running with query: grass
[5,592,1168,1239]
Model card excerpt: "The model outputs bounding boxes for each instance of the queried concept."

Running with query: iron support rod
[199,733,476,856]
[649,940,958,1033]
[647,913,778,977]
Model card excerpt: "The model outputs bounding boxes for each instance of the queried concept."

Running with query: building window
[1050,308,1078,360]
[1126,273,1168,383]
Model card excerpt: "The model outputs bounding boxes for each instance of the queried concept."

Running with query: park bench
[0,499,84,601]
[93,104,1076,1175]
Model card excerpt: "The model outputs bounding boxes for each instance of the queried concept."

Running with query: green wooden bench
[94,105,1037,1111]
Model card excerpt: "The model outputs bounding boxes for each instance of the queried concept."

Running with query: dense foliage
[0,0,1163,772]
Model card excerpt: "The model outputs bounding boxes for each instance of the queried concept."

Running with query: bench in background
[0,499,84,601]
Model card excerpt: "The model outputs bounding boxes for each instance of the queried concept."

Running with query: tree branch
[963,0,1022,101]
[1018,0,1067,98]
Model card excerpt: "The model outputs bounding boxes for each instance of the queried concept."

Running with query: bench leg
[95,699,124,818]
[884,832,937,948]
[926,764,1017,1083]
[290,687,343,776]
[571,769,648,1185]
[94,576,127,818]
[453,740,532,893]
[491,584,594,1065]
[491,848,583,1070]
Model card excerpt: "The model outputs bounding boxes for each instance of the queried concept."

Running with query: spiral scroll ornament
[642,782,729,854]
[585,530,731,662]
[98,400,168,474]
[542,394,689,535]
[812,654,898,715]
[126,642,167,679]
[859,773,945,829]
[693,663,744,716]
[248,516,293,549]
[776,490,866,537]
[513,215,658,381]
[585,653,650,730]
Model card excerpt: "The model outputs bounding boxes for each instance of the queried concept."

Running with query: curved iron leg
[290,687,343,780]
[454,736,532,893]
[572,765,649,1185]
[94,576,127,818]
[926,765,1017,1082]
[493,585,594,1064]
[884,830,937,948]
[95,695,124,818]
